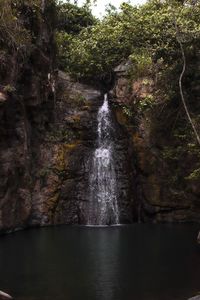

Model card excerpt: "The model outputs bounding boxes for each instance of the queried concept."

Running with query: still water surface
[0,224,199,300]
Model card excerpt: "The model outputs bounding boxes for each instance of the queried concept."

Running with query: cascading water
[87,94,119,225]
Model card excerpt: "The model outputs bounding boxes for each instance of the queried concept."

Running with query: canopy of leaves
[56,1,97,69]
[60,0,200,82]
[57,1,96,34]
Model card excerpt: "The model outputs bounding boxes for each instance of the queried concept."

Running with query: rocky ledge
[0,68,137,232]
[110,61,200,223]
[0,291,13,300]
[197,231,200,244]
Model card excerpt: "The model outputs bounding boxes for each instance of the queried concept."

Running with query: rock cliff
[0,2,199,233]
[0,1,56,233]
[0,62,137,232]
[29,71,135,226]
[111,61,200,223]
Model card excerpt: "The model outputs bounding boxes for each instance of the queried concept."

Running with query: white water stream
[87,94,119,225]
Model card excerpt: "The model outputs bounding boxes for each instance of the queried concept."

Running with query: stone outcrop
[30,71,102,226]
[35,71,135,226]
[0,61,101,232]
[111,61,200,223]
[0,291,13,300]
[0,3,136,235]
[0,63,136,232]
[197,231,200,244]
[0,1,56,233]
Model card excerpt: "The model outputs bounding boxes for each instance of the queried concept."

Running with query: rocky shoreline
[0,291,13,300]
[197,231,200,244]
[1,290,200,300]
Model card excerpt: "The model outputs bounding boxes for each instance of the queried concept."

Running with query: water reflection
[0,224,199,300]
[83,228,120,300]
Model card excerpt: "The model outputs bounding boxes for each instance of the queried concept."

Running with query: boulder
[114,60,132,77]
[197,231,200,244]
[0,291,13,300]
[0,92,7,103]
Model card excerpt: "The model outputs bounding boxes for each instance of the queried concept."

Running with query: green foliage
[162,146,183,161]
[129,51,152,79]
[0,0,56,58]
[0,0,31,52]
[56,1,96,70]
[56,31,73,69]
[66,19,128,79]
[122,105,133,117]
[186,168,200,180]
[59,0,200,81]
[161,124,200,184]
[70,93,86,106]
[57,1,96,34]
[45,127,79,143]
[138,95,155,112]
[0,0,57,85]
[3,84,16,93]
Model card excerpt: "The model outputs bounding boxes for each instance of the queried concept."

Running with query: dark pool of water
[0,224,200,300]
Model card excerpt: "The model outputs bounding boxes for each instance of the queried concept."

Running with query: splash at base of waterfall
[87,94,119,225]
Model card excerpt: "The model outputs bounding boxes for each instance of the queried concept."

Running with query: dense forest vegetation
[55,0,200,182]
[0,0,200,226]
[0,0,200,175]
[57,0,199,80]
[0,0,199,172]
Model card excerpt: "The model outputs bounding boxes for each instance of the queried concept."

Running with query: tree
[56,1,96,69]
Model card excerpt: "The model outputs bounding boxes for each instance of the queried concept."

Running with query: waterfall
[41,0,45,13]
[87,94,119,225]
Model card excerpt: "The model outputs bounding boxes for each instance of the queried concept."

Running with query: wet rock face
[197,231,200,244]
[0,56,136,232]
[48,77,135,225]
[78,97,135,225]
[112,128,136,224]
[0,291,13,300]
[111,66,200,223]
[29,75,136,226]
[22,72,103,227]
[0,3,56,233]
[0,65,101,232]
